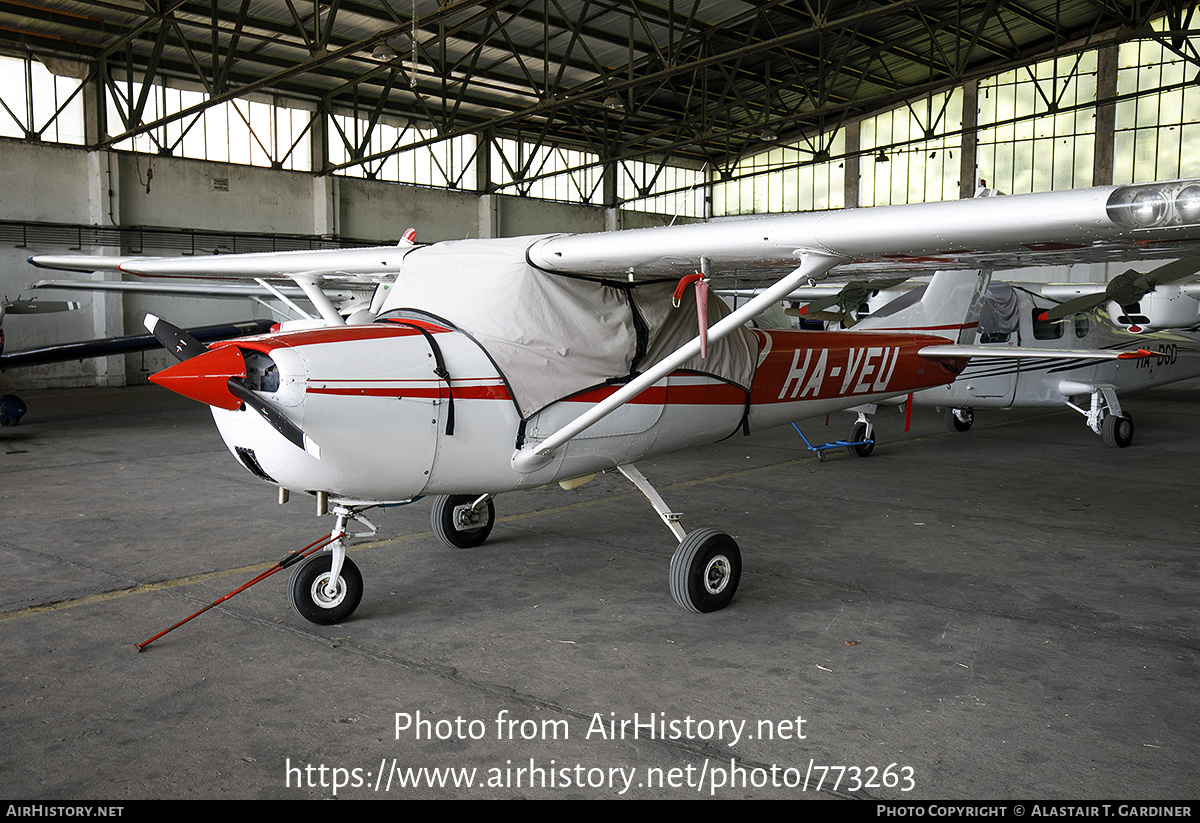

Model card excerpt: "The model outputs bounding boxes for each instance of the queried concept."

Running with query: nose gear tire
[289,554,363,624]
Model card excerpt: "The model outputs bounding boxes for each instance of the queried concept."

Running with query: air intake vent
[235,447,275,482]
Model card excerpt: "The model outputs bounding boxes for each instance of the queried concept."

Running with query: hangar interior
[0,0,1198,388]
[2,0,1200,801]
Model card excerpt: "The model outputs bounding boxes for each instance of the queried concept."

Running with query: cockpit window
[1032,307,1064,340]
[1073,313,1089,339]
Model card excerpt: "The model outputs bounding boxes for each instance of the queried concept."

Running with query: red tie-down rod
[135,531,344,651]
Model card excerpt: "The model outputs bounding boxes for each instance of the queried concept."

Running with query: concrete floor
[1,382,1197,800]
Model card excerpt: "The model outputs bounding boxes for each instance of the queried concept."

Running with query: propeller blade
[784,307,841,322]
[4,299,81,315]
[796,292,843,315]
[1142,258,1200,287]
[1053,259,1200,319]
[1040,292,1109,321]
[226,378,320,459]
[796,277,909,316]
[144,313,208,361]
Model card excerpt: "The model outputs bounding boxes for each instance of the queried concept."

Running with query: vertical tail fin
[853,269,992,343]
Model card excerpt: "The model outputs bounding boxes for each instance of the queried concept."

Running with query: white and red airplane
[904,276,1200,446]
[1038,259,1200,334]
[763,262,1200,448]
[27,177,1200,622]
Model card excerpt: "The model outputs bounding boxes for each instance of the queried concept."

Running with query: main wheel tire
[431,494,495,548]
[670,528,741,614]
[0,394,27,426]
[944,407,973,432]
[289,554,363,625]
[1102,412,1134,448]
[848,421,875,457]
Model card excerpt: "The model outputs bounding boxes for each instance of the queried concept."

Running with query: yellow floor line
[0,407,1086,624]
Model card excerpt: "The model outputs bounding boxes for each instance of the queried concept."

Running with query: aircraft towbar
[510,251,844,473]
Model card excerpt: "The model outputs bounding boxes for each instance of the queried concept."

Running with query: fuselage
[913,292,1200,410]
[159,320,964,503]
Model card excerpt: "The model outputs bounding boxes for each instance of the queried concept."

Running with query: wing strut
[292,274,345,326]
[511,251,844,473]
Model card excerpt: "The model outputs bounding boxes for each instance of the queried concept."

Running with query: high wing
[29,257,386,327]
[30,277,369,310]
[525,179,1200,279]
[27,235,418,326]
[29,245,408,292]
[28,180,1200,289]
[24,179,1200,297]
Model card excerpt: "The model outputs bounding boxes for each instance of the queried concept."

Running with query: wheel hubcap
[311,573,346,609]
[454,505,482,531]
[704,555,731,595]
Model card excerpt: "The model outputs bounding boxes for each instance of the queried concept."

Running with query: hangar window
[0,54,85,145]
[617,159,707,217]
[107,81,313,171]
[712,129,846,215]
[1114,17,1200,182]
[859,89,963,207]
[490,138,602,204]
[975,53,1098,195]
[329,113,474,187]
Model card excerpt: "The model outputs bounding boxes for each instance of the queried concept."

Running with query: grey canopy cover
[380,234,756,417]
[978,281,1021,336]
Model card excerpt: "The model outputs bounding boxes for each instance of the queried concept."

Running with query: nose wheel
[289,554,363,624]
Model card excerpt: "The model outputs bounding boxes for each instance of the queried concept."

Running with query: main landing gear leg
[848,410,875,458]
[944,407,974,432]
[1065,385,1134,448]
[617,464,741,614]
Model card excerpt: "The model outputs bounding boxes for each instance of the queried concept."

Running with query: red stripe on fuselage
[749,328,961,404]
[308,383,511,401]
[308,376,743,405]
